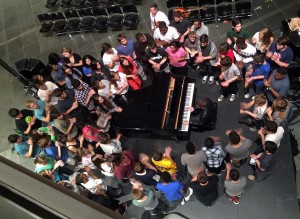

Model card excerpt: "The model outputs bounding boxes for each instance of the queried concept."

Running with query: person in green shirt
[227,18,250,47]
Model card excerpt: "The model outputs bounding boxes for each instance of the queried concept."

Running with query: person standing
[116,34,135,59]
[191,19,209,37]
[224,166,246,204]
[170,11,191,43]
[165,41,188,76]
[227,18,250,47]
[201,136,226,175]
[190,171,219,206]
[181,142,207,177]
[149,3,170,32]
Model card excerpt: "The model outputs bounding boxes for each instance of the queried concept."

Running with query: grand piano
[116,73,196,141]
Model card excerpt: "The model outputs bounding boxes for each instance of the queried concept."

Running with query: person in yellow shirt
[151,146,186,181]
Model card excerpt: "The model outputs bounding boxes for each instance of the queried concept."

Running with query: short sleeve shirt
[110,73,129,95]
[156,181,184,202]
[165,47,187,67]
[56,90,76,114]
[37,81,58,105]
[145,48,168,69]
[227,28,250,46]
[224,63,241,81]
[268,42,293,68]
[170,18,190,35]
[117,39,135,58]
[266,70,290,101]
[153,26,180,43]
[15,109,34,133]
[184,38,201,52]
[102,48,120,72]
[34,100,46,121]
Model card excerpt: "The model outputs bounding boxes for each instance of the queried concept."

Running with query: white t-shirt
[233,43,256,63]
[97,80,111,97]
[100,139,122,155]
[110,72,129,95]
[81,173,107,194]
[253,101,268,119]
[37,81,58,105]
[252,32,264,52]
[150,11,170,30]
[102,48,119,72]
[265,126,284,147]
[153,26,180,43]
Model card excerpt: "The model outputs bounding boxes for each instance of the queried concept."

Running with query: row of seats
[46,0,143,10]
[167,0,253,23]
[38,5,139,35]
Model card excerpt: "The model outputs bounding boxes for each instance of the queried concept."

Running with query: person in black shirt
[90,60,111,84]
[134,33,156,75]
[183,98,216,130]
[170,11,191,43]
[130,161,158,186]
[190,171,219,206]
[145,42,170,73]
[8,108,41,134]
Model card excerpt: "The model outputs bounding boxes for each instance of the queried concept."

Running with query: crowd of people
[6,3,296,217]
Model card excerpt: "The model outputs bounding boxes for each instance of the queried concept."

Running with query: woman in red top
[118,57,142,90]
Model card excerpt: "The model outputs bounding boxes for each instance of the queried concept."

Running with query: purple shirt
[117,39,135,58]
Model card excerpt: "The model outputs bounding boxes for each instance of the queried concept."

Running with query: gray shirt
[226,139,252,160]
[266,70,290,102]
[132,187,158,210]
[224,63,240,81]
[181,151,207,176]
[184,37,201,52]
[191,22,209,37]
[224,176,246,196]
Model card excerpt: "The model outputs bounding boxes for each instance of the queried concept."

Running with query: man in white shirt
[33,75,58,105]
[233,37,256,73]
[153,21,180,48]
[150,3,170,32]
[254,121,284,154]
[102,43,120,72]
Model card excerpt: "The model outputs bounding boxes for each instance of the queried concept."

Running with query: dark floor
[0,0,300,218]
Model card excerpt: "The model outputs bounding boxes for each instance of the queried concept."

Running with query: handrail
[0,156,124,219]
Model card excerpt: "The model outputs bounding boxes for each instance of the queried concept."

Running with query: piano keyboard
[180,82,195,132]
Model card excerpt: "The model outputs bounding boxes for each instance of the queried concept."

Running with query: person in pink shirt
[165,41,188,76]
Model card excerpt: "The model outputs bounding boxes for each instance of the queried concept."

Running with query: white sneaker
[202,75,208,84]
[218,95,224,102]
[230,94,237,101]
[244,93,250,99]
[181,199,185,205]
[208,76,214,84]
[184,187,194,201]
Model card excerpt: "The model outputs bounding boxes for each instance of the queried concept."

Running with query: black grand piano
[115,73,196,141]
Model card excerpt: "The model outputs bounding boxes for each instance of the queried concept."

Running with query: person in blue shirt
[8,134,41,158]
[26,99,51,123]
[37,135,75,165]
[244,53,270,99]
[155,171,193,208]
[116,34,136,59]
[82,55,96,85]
